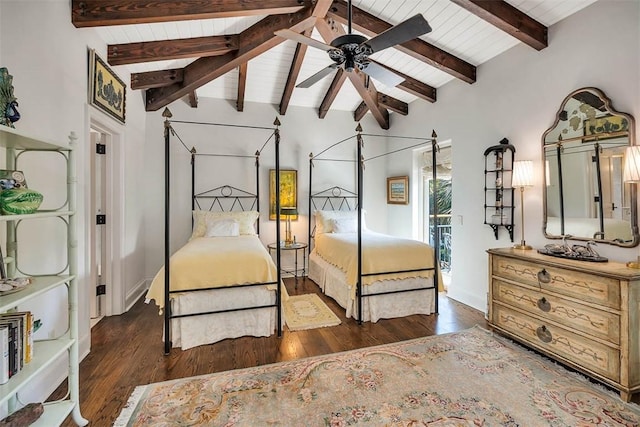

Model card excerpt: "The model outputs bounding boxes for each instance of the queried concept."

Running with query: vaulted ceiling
[72,0,597,129]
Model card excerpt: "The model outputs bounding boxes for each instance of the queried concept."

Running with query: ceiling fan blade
[362,62,405,87]
[364,14,432,53]
[275,29,333,52]
[296,64,339,88]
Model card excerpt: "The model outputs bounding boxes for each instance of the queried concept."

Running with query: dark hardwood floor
[52,277,487,426]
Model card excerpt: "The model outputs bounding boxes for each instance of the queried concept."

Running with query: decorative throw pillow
[191,210,259,239]
[204,218,240,237]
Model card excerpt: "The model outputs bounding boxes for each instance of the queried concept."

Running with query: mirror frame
[542,87,639,247]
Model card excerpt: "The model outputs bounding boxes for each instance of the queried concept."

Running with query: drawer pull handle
[537,297,551,312]
[536,325,553,343]
[537,269,551,284]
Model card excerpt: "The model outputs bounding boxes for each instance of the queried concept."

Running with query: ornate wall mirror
[542,87,639,247]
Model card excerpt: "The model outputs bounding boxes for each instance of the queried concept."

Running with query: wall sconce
[280,207,297,246]
[512,160,534,250]
[623,146,640,268]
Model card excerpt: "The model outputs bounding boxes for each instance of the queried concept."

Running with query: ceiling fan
[275,0,432,88]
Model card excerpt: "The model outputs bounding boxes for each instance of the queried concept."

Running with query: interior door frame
[87,112,124,317]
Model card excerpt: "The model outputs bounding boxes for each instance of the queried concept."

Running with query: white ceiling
[94,0,598,112]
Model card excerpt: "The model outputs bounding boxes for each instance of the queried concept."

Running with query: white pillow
[329,217,358,233]
[315,210,367,234]
[191,210,259,239]
[204,218,240,237]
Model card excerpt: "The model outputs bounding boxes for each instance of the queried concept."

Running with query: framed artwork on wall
[387,176,409,205]
[88,48,126,124]
[269,169,297,220]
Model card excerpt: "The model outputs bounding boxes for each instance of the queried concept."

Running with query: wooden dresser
[487,247,640,401]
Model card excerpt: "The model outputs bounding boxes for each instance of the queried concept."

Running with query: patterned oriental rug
[114,326,640,426]
[283,293,341,331]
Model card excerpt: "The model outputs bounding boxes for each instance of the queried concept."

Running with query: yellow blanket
[146,236,278,310]
[314,232,442,289]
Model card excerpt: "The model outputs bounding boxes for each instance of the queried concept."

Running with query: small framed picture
[88,48,126,124]
[387,176,409,205]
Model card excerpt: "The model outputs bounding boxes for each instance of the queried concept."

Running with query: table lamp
[280,207,297,246]
[623,146,640,268]
[512,160,534,250]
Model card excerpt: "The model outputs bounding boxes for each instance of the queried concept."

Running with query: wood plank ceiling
[72,0,597,129]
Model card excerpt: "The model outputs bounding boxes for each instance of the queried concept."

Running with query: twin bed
[146,114,442,352]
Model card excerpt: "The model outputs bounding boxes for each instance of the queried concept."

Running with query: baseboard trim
[125,279,148,311]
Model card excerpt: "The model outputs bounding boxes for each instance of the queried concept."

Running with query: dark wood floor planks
[52,277,488,426]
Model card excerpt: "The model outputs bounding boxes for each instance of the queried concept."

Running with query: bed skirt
[166,285,283,350]
[308,252,436,322]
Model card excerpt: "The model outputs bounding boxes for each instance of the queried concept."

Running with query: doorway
[418,145,452,290]
[90,128,108,326]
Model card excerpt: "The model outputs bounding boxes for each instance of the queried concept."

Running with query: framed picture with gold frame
[269,169,298,220]
[88,48,126,123]
[387,176,409,205]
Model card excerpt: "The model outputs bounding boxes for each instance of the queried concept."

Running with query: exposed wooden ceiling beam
[368,59,436,103]
[378,93,408,116]
[188,91,198,108]
[354,101,368,122]
[108,35,239,66]
[143,6,316,111]
[279,28,312,115]
[237,63,248,112]
[72,0,308,27]
[318,68,346,119]
[328,1,476,84]
[450,0,547,50]
[131,68,183,90]
[348,71,389,129]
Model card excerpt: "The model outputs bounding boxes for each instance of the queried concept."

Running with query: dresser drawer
[492,305,620,381]
[492,279,620,345]
[492,256,620,309]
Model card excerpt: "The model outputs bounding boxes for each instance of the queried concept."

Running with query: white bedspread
[314,231,438,286]
[146,235,278,310]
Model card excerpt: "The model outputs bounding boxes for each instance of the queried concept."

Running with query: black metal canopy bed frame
[307,125,441,324]
[149,109,285,354]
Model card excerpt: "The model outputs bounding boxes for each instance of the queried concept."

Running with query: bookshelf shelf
[0,126,86,426]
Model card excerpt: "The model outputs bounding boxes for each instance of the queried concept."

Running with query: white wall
[0,0,148,403]
[385,0,640,310]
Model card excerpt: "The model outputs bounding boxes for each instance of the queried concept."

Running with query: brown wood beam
[348,71,389,129]
[108,35,239,66]
[369,60,436,103]
[131,68,183,90]
[143,6,316,111]
[354,101,368,122]
[450,0,547,50]
[237,63,248,112]
[188,91,198,108]
[72,0,308,27]
[279,28,312,115]
[378,93,408,115]
[328,1,476,84]
[318,68,346,118]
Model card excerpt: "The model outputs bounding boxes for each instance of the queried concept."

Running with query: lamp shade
[280,207,298,216]
[623,146,640,183]
[512,160,534,188]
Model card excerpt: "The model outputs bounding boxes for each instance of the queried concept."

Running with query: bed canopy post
[431,129,440,315]
[274,117,282,337]
[163,107,173,355]
[255,149,261,235]
[190,147,196,213]
[356,123,364,324]
[308,153,313,251]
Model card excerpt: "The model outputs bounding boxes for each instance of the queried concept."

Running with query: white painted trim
[125,279,148,312]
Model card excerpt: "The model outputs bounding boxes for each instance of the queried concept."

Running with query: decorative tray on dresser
[487,247,640,402]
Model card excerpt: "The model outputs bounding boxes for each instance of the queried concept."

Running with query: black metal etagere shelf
[484,138,515,241]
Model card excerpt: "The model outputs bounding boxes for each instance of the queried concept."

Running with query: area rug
[114,326,640,426]
[282,293,341,331]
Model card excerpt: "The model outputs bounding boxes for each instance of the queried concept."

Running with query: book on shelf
[0,311,34,379]
[0,325,8,384]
